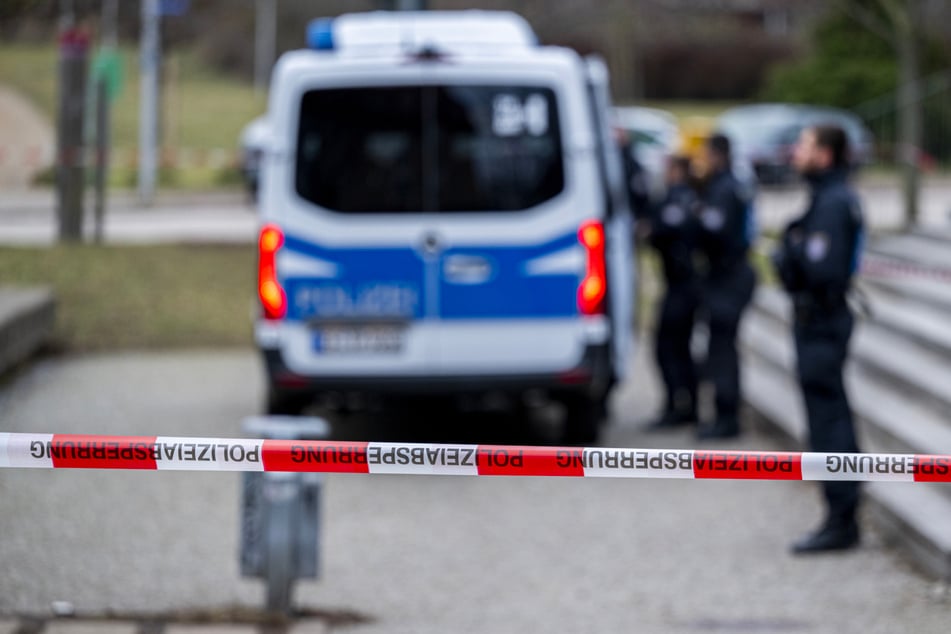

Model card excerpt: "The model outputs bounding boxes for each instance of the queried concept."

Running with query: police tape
[861,254,951,284]
[1,433,950,482]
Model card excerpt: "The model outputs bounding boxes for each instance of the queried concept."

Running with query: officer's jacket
[650,182,697,284]
[696,168,753,276]
[623,148,651,221]
[774,168,864,301]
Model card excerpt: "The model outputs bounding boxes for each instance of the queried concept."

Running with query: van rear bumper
[262,344,612,398]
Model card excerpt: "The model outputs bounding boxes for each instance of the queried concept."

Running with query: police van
[255,11,636,442]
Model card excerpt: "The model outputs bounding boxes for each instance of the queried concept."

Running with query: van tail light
[578,220,607,315]
[258,224,287,320]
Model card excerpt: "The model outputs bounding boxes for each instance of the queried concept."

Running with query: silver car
[240,115,270,198]
[716,103,874,184]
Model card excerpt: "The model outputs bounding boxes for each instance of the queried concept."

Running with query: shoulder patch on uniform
[700,206,725,231]
[806,231,830,262]
[661,203,686,226]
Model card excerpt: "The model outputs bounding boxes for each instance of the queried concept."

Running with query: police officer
[644,156,700,429]
[618,128,651,222]
[773,124,864,554]
[695,134,756,440]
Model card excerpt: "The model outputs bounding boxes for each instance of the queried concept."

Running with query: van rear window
[295,86,564,213]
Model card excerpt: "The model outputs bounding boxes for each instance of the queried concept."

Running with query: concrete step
[755,284,951,359]
[749,287,951,414]
[867,233,951,269]
[866,481,951,581]
[0,287,55,377]
[741,345,805,443]
[864,287,951,358]
[742,352,951,581]
[742,304,951,459]
[910,225,951,245]
[859,276,951,323]
[852,321,951,415]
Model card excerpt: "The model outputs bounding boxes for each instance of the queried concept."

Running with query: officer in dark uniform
[644,156,700,429]
[695,134,756,440]
[618,129,651,222]
[773,124,864,554]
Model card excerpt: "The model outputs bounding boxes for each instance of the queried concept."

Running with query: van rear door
[271,76,440,378]
[420,60,607,378]
[585,57,636,381]
[268,54,607,382]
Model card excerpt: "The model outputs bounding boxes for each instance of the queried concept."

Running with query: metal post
[138,0,160,206]
[102,0,118,46]
[240,416,329,617]
[263,471,297,613]
[56,24,88,243]
[254,0,277,92]
[396,0,428,10]
[93,0,119,243]
[93,77,109,244]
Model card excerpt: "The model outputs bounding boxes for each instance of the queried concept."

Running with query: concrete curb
[0,286,55,376]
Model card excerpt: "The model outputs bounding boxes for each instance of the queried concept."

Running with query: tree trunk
[888,0,922,228]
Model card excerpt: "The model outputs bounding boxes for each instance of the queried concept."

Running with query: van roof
[306,10,538,57]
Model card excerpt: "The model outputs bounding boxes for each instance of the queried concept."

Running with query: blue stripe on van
[280,230,581,322]
[439,243,578,319]
[281,236,426,321]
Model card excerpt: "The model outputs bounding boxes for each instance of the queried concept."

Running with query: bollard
[240,416,329,615]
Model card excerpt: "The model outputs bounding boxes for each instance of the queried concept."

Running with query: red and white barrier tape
[1,433,950,482]
[861,254,951,284]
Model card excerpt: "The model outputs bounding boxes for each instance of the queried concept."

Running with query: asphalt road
[0,176,950,247]
[1,347,950,633]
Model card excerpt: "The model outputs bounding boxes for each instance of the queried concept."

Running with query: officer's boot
[644,391,697,432]
[790,514,860,555]
[696,415,739,440]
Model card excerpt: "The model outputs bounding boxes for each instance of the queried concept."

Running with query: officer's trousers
[794,305,860,525]
[655,280,699,414]
[702,263,755,423]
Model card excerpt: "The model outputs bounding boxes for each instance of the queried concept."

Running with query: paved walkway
[0,190,257,245]
[0,175,949,247]
[0,86,54,190]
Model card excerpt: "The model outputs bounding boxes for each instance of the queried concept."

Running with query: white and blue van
[254,11,636,442]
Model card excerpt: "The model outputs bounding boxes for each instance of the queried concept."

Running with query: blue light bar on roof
[306,18,335,50]
[305,12,538,55]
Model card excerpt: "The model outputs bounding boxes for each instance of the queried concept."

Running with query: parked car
[800,106,875,167]
[716,103,874,184]
[613,106,679,197]
[240,115,269,198]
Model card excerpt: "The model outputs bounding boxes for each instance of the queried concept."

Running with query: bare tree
[839,0,922,228]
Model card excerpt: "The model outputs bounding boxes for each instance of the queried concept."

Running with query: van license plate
[313,325,404,354]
